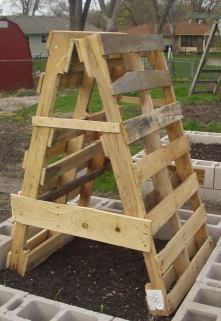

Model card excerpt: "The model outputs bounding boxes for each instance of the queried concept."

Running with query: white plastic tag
[146,290,164,311]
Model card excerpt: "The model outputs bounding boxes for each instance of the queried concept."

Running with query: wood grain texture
[146,173,199,235]
[99,34,164,55]
[157,204,207,274]
[125,102,182,143]
[112,70,172,95]
[11,195,152,252]
[41,140,103,185]
[132,135,189,185]
[33,117,120,133]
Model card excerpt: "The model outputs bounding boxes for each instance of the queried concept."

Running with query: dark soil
[190,143,221,162]
[0,107,221,320]
[0,239,172,321]
[182,102,221,124]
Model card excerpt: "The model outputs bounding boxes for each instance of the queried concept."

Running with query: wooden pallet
[189,21,221,96]
[7,31,213,316]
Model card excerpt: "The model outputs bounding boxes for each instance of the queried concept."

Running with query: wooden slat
[132,136,190,185]
[112,70,172,95]
[166,237,213,314]
[124,102,182,144]
[32,117,120,133]
[41,140,103,185]
[99,34,164,55]
[11,195,152,252]
[118,95,140,104]
[157,204,207,274]
[59,71,83,89]
[23,233,73,275]
[146,173,199,235]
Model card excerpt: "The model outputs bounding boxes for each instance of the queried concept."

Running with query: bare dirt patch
[0,96,37,114]
[182,102,221,124]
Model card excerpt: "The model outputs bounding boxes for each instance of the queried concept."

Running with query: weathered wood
[41,162,109,202]
[157,204,206,274]
[99,34,165,55]
[12,195,152,252]
[146,173,199,235]
[41,140,103,185]
[59,71,83,89]
[132,136,190,185]
[33,117,120,133]
[112,70,172,95]
[166,237,213,314]
[124,102,182,143]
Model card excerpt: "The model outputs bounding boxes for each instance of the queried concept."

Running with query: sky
[0,0,11,15]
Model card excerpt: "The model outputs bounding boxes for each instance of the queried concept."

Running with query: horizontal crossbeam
[99,34,165,55]
[132,135,189,185]
[124,102,182,144]
[11,195,152,252]
[112,70,172,95]
[32,117,120,133]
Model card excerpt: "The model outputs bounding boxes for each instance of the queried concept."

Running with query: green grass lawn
[10,54,221,194]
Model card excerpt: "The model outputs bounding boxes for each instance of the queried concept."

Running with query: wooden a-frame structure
[7,31,213,316]
[189,20,221,95]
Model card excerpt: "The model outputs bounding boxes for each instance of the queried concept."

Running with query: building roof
[1,15,100,35]
[126,21,212,37]
[175,21,211,35]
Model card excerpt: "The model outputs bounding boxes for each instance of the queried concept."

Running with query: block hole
[17,301,60,321]
[7,298,23,310]
[194,288,221,307]
[215,251,221,263]
[57,310,98,321]
[206,265,221,281]
[180,310,217,321]
[0,290,14,306]
[0,225,12,236]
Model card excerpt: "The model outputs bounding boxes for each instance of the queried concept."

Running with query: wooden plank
[132,136,190,185]
[157,204,207,274]
[118,95,140,104]
[124,102,182,144]
[99,34,164,55]
[59,71,83,89]
[11,195,152,252]
[32,117,120,133]
[146,173,199,235]
[26,229,49,250]
[166,237,213,314]
[112,70,172,95]
[41,140,103,185]
[41,162,109,202]
[23,233,73,275]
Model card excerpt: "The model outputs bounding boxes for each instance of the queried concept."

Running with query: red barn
[0,18,33,90]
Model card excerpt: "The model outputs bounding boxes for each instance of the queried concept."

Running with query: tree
[98,0,125,31]
[68,0,92,30]
[149,0,176,33]
[190,0,221,13]
[9,0,44,15]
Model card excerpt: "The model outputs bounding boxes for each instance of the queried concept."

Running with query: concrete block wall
[133,131,221,205]
[0,284,128,321]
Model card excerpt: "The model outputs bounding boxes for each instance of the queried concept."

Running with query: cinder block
[188,131,221,145]
[14,295,62,321]
[214,163,221,190]
[68,196,109,209]
[155,209,221,244]
[196,246,221,287]
[172,283,221,321]
[101,199,123,214]
[193,160,217,189]
[0,222,12,270]
[199,188,221,206]
[0,285,27,314]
